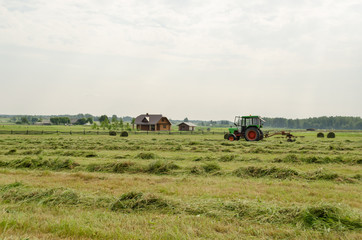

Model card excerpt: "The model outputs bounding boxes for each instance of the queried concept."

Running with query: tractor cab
[226,116,265,141]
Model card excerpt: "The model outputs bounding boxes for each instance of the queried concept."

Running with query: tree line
[262,116,362,130]
[2,114,361,130]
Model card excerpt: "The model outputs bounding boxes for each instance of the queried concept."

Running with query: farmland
[0,131,361,239]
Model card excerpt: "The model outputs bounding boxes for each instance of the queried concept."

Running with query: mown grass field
[0,131,361,239]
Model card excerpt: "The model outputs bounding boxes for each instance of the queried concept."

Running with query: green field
[0,131,361,239]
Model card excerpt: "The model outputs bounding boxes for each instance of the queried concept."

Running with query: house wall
[137,125,150,131]
[157,117,171,131]
[136,117,171,131]
[178,123,190,131]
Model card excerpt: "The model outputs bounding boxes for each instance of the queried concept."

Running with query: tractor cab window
[245,118,260,126]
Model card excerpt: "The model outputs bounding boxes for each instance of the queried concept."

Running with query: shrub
[327,132,335,138]
[317,132,324,138]
[120,131,129,137]
[109,131,117,136]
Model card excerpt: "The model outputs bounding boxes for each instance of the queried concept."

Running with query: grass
[0,131,361,239]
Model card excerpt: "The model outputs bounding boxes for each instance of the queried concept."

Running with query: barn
[135,113,172,131]
[177,122,196,131]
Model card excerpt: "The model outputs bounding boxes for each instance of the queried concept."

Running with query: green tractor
[225,116,265,141]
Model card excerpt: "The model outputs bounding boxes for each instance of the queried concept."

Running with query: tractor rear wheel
[228,134,236,141]
[245,127,260,141]
[224,133,229,139]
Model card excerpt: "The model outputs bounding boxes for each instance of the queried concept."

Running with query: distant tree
[100,117,109,130]
[119,119,124,130]
[86,117,93,124]
[184,117,189,122]
[50,117,70,125]
[31,117,39,124]
[92,123,97,129]
[131,118,135,130]
[112,115,118,122]
[74,118,87,125]
[10,117,17,122]
[21,117,29,124]
[99,115,109,123]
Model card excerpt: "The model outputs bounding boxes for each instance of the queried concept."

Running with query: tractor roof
[242,115,260,118]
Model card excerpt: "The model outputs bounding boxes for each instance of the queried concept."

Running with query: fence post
[26,130,28,135]
[97,131,99,135]
[57,131,58,135]
[42,130,44,135]
[70,131,72,135]
[11,130,13,134]
[83,129,85,135]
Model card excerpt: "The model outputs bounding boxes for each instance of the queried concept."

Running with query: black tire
[228,134,236,141]
[244,127,260,141]
[258,130,264,140]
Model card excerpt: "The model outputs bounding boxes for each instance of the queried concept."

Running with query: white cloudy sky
[0,0,361,120]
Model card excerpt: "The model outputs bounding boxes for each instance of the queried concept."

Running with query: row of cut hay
[1,182,361,231]
[0,157,359,183]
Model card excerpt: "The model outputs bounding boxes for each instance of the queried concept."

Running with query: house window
[163,124,167,128]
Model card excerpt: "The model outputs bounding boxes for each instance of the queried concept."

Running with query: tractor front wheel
[228,134,236,141]
[245,127,260,141]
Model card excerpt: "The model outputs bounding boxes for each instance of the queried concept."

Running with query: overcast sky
[0,0,361,120]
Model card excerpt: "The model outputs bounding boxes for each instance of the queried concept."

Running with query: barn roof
[135,114,166,125]
[177,122,197,127]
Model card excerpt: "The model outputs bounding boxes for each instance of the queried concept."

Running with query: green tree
[99,115,109,123]
[119,119,124,130]
[21,117,29,124]
[131,118,135,130]
[87,117,94,124]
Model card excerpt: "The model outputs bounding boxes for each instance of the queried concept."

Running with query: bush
[327,132,335,138]
[317,132,324,138]
[109,131,117,136]
[120,131,129,137]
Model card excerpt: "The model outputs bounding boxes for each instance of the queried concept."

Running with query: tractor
[225,116,265,141]
[224,115,297,142]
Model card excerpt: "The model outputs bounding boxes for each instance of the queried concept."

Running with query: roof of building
[135,114,170,125]
[177,122,197,127]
